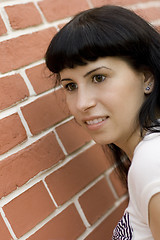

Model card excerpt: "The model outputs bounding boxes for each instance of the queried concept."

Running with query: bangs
[45,24,112,73]
[46,23,128,73]
[45,5,152,74]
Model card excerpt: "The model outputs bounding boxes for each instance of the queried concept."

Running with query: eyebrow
[84,66,111,77]
[60,66,111,82]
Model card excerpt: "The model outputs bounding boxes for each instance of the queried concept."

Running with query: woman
[45,5,160,239]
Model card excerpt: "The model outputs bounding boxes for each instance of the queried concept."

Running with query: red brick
[45,144,109,205]
[0,15,7,36]
[27,204,86,240]
[91,0,150,7]
[0,113,27,155]
[0,214,12,239]
[109,168,127,198]
[0,74,29,110]
[56,119,91,154]
[135,7,160,22]
[79,178,115,225]
[0,132,64,198]
[85,199,128,240]
[0,28,56,74]
[25,63,56,94]
[156,25,160,32]
[5,3,42,30]
[21,89,70,135]
[3,182,56,238]
[38,0,89,22]
[58,21,70,30]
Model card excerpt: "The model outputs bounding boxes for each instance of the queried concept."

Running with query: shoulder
[136,132,160,152]
[128,132,160,224]
[129,132,160,182]
[133,132,160,165]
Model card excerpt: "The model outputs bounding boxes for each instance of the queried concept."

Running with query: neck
[115,129,143,161]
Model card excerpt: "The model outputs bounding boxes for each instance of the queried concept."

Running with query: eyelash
[63,74,106,92]
[64,82,78,91]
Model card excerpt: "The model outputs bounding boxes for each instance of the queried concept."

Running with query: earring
[146,86,150,91]
[146,82,153,91]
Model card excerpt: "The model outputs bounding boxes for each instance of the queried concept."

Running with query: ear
[143,71,154,94]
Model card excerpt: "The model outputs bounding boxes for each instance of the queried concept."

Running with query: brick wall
[0,0,159,239]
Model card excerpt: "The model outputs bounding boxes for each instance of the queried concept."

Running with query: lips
[85,117,107,125]
[83,116,109,126]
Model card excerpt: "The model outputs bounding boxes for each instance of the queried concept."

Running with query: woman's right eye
[64,82,78,91]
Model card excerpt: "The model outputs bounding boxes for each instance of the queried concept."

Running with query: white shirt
[112,132,160,239]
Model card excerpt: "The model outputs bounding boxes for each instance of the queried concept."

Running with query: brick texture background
[0,0,159,239]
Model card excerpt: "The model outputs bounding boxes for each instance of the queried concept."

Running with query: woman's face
[60,57,147,153]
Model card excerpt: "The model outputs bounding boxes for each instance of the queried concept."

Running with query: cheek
[100,91,119,111]
[115,91,144,124]
[103,88,143,120]
[66,96,77,116]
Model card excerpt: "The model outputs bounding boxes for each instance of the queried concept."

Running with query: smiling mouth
[85,117,108,125]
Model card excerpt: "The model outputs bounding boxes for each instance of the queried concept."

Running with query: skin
[60,56,159,238]
[60,57,151,158]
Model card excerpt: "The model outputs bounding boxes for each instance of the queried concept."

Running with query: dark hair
[45,5,160,185]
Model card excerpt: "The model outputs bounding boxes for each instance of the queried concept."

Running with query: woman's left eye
[92,75,106,83]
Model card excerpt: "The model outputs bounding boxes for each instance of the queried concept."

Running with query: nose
[76,87,96,112]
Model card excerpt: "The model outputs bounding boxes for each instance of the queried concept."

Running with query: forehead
[60,57,109,77]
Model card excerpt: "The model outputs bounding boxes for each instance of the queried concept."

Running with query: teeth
[86,117,106,125]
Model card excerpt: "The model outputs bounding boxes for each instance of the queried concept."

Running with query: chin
[92,136,113,146]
